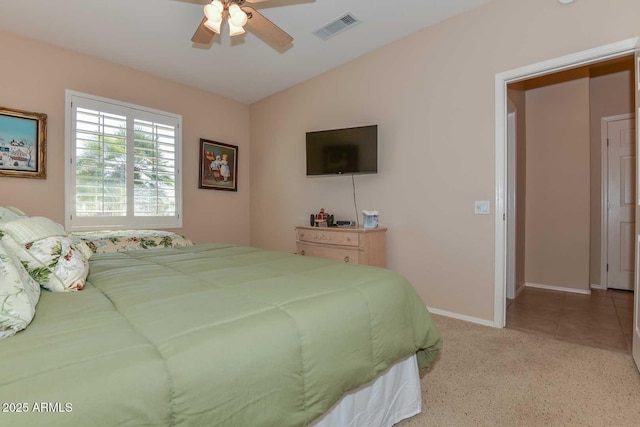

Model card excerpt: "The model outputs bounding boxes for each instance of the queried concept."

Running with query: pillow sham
[67,234,94,260]
[0,239,41,339]
[71,229,194,254]
[0,217,89,292]
[0,206,28,223]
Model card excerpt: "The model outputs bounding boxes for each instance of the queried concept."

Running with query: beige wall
[0,31,251,246]
[249,0,640,321]
[589,59,635,286]
[524,70,591,291]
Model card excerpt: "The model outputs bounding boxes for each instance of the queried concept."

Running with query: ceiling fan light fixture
[228,21,245,36]
[204,18,221,34]
[204,2,223,21]
[191,0,293,47]
[229,9,248,28]
[211,0,224,13]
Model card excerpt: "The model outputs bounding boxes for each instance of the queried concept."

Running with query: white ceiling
[0,0,491,104]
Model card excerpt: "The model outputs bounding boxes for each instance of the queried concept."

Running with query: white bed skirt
[310,354,422,427]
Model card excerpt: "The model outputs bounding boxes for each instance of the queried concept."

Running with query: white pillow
[0,217,89,292]
[0,206,28,223]
[0,239,41,339]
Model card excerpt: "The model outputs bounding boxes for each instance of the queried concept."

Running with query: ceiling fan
[191,0,293,49]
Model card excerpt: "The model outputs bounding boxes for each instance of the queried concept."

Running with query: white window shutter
[66,91,182,231]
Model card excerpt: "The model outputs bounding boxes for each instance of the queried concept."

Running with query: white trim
[591,283,606,290]
[494,75,507,327]
[634,39,640,370]
[66,89,181,120]
[601,116,609,291]
[525,282,591,295]
[494,37,639,328]
[633,235,640,365]
[600,113,635,291]
[427,307,495,328]
[506,101,517,300]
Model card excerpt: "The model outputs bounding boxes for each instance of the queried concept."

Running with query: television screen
[306,125,377,176]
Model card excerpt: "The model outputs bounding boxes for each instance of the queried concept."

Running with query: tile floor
[506,287,634,353]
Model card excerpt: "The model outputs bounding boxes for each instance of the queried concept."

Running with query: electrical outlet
[474,201,490,215]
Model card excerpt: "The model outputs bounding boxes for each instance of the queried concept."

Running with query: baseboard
[514,284,526,298]
[426,307,496,328]
[590,283,605,290]
[525,282,591,295]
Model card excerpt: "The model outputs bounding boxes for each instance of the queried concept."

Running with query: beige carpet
[398,314,640,427]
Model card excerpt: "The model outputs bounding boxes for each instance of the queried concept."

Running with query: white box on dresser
[295,225,387,267]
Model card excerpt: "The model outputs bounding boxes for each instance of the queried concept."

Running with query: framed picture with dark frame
[0,107,47,179]
[199,138,238,191]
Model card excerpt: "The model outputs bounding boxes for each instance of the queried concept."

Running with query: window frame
[64,90,183,231]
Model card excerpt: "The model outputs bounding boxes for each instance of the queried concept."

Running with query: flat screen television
[306,125,378,176]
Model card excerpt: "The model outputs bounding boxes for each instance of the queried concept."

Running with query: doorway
[507,60,635,294]
[494,37,639,329]
[506,61,635,352]
[502,59,635,352]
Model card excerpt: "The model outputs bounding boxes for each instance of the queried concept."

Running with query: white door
[607,118,636,291]
[633,39,640,371]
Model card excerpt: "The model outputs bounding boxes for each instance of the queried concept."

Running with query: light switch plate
[474,200,490,215]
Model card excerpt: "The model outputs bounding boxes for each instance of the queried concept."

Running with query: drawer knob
[346,237,351,242]
[300,250,305,256]
[344,256,350,263]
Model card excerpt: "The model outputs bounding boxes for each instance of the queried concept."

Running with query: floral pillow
[71,229,194,254]
[0,206,28,223]
[0,239,41,339]
[0,217,89,292]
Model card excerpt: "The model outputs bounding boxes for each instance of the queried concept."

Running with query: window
[65,91,182,231]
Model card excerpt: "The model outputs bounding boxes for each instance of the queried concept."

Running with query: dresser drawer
[296,229,359,247]
[294,225,386,267]
[297,243,360,264]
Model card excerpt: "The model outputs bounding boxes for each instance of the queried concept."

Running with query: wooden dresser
[295,226,387,267]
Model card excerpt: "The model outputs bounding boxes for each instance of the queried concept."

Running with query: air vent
[313,13,360,41]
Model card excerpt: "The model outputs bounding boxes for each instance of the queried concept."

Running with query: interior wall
[249,0,640,321]
[524,69,591,292]
[588,59,635,287]
[0,31,251,246]
[507,83,527,293]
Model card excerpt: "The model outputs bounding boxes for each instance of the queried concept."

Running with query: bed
[0,225,442,426]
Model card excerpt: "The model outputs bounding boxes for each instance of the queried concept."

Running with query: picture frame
[0,107,47,179]
[199,138,238,191]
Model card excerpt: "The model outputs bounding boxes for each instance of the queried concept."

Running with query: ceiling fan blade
[191,16,216,44]
[242,6,293,48]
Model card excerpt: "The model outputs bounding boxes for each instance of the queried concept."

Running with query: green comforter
[0,244,442,426]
